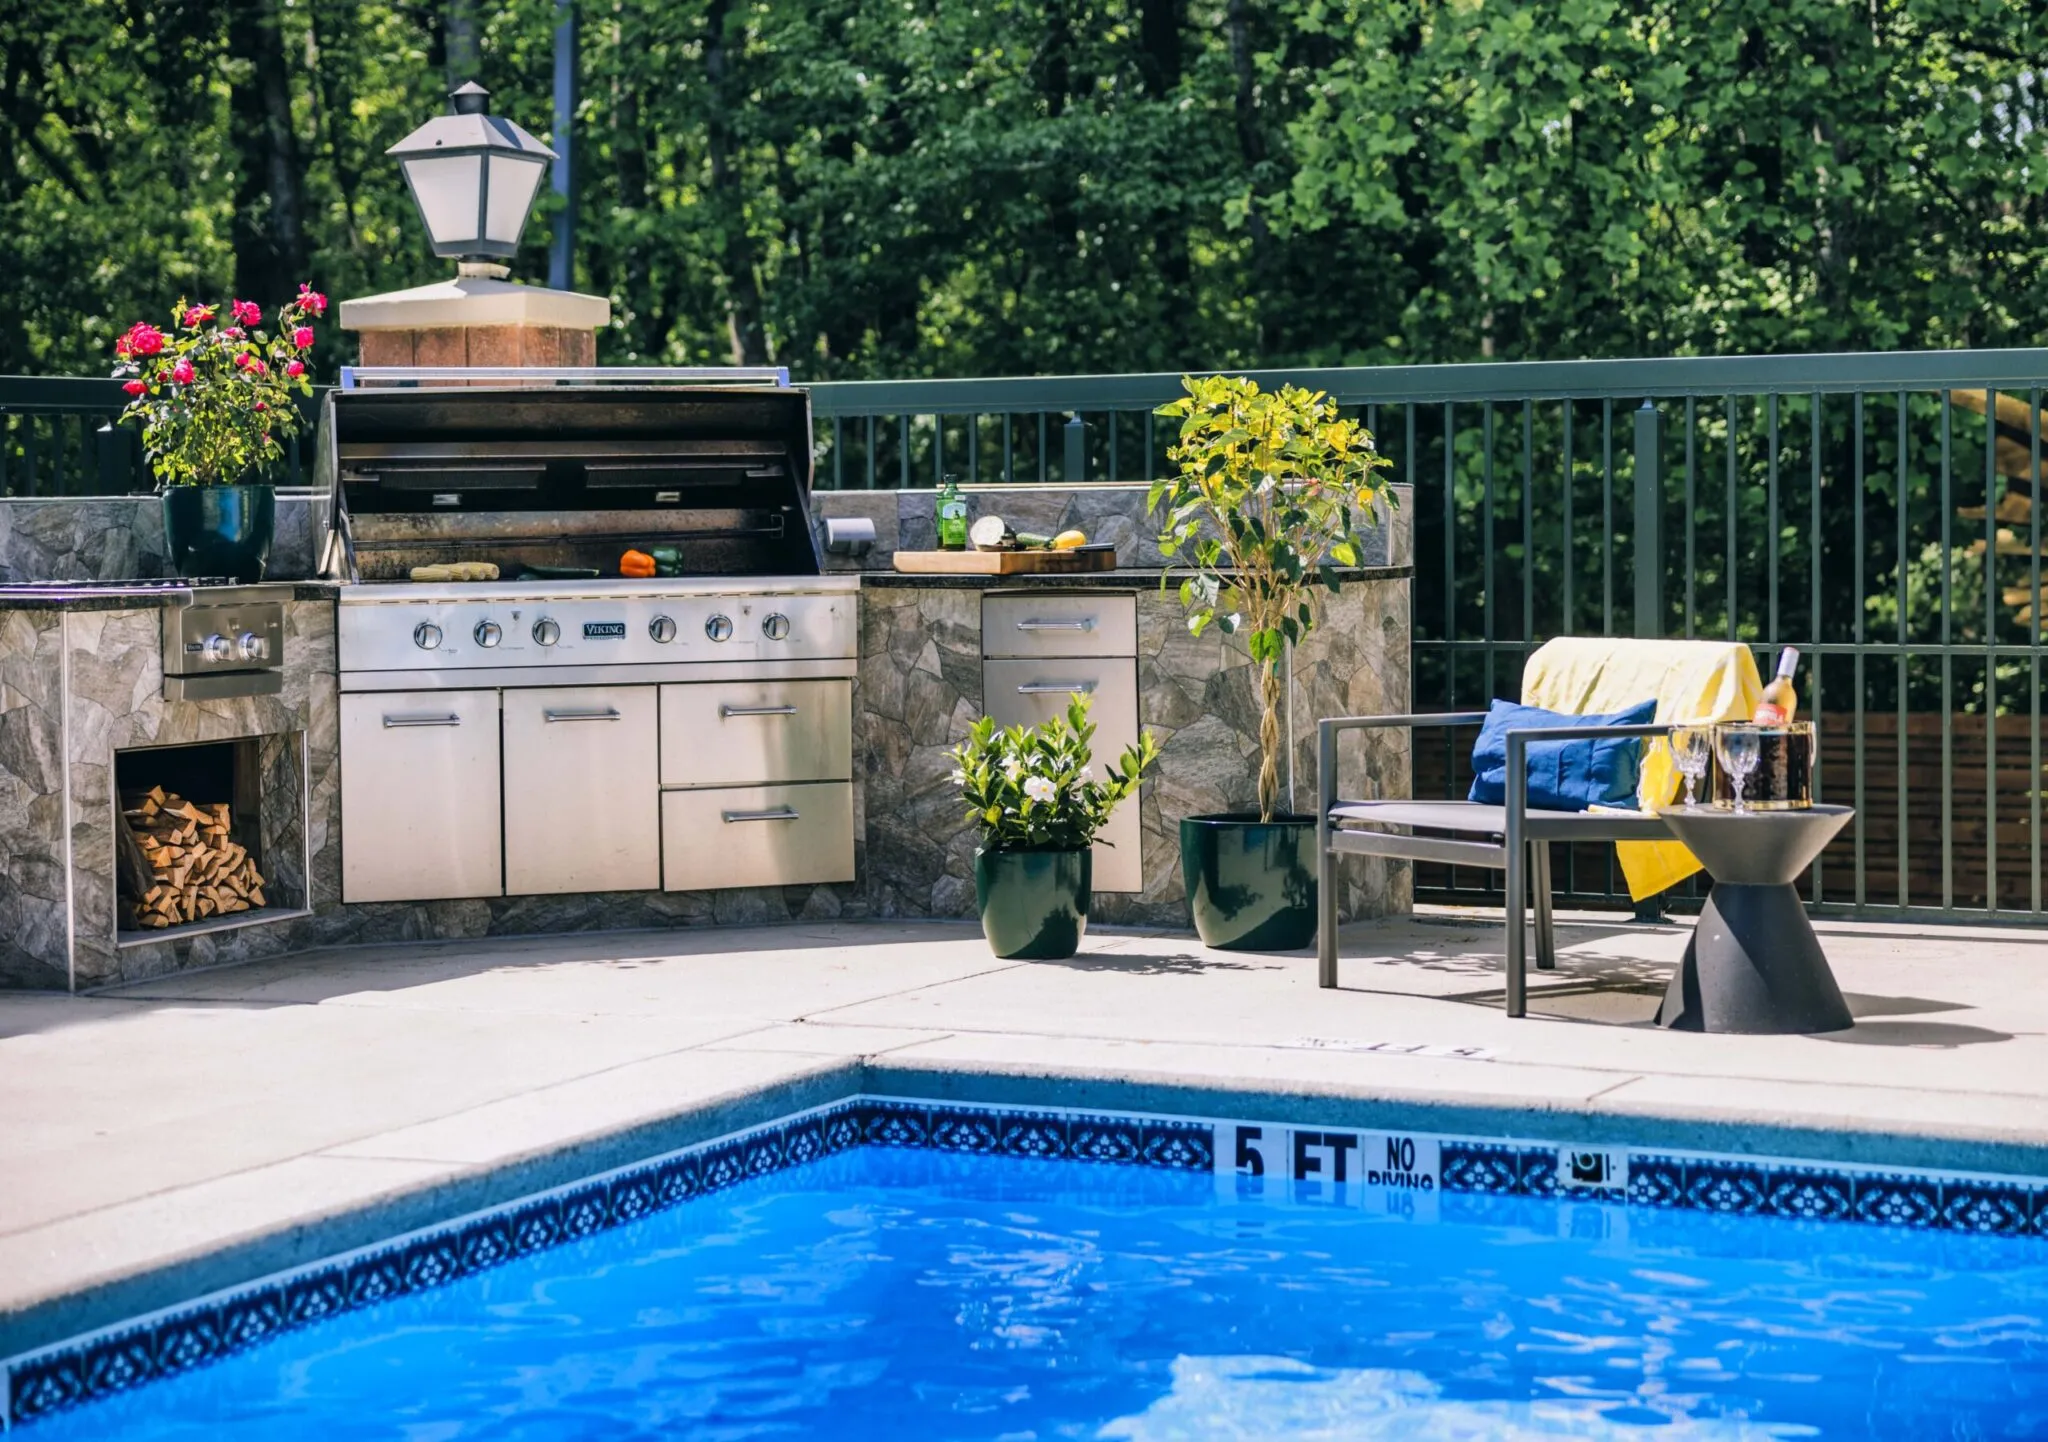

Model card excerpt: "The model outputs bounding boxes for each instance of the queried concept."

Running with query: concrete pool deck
[5,909,2048,1357]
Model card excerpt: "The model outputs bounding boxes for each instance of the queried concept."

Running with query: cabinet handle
[720,704,799,718]
[1016,681,1098,695]
[1015,618,1095,631]
[722,806,801,823]
[383,713,462,728]
[544,707,623,723]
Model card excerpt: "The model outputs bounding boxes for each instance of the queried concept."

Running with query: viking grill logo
[583,622,627,639]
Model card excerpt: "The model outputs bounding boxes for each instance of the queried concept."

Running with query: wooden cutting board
[892,548,1118,575]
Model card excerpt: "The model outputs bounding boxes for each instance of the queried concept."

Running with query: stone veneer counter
[855,566,1410,590]
[0,582,338,613]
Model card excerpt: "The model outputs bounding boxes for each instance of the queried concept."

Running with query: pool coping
[8,1061,2048,1428]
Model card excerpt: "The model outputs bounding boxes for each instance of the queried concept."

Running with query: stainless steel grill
[320,371,857,906]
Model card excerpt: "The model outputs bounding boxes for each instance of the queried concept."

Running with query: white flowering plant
[948,694,1160,851]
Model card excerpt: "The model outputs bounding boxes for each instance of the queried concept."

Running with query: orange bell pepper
[620,549,658,578]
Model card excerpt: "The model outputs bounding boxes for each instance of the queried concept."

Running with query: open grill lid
[318,383,821,580]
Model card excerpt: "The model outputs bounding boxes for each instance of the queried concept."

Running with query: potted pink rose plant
[112,283,326,582]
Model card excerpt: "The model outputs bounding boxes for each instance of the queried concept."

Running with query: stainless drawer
[340,689,502,903]
[659,679,851,787]
[503,686,660,894]
[662,783,855,891]
[982,593,1136,658]
[982,657,1142,892]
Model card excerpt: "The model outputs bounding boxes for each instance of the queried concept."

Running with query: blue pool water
[34,1149,2048,1439]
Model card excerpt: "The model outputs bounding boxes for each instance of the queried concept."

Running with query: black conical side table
[1653,804,1856,1034]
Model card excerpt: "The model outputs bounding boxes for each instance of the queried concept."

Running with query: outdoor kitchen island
[0,475,1411,991]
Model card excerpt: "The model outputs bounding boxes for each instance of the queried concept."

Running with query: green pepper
[648,545,683,577]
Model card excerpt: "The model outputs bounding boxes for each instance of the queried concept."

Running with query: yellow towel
[1519,637,1763,900]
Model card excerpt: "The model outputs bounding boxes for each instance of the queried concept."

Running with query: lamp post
[387,81,555,277]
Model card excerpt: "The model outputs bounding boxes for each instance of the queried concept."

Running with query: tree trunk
[704,0,770,366]
[228,0,308,311]
[1224,0,1272,344]
[1137,0,1192,302]
[442,0,480,92]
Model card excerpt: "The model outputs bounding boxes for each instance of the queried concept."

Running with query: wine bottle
[1754,646,1800,724]
[936,475,968,551]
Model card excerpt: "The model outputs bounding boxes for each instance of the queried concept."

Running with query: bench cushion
[1466,698,1658,810]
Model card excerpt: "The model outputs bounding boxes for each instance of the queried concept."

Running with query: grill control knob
[649,615,678,644]
[474,620,502,649]
[762,612,791,641]
[705,614,734,643]
[533,618,561,647]
[412,623,442,651]
[202,633,232,661]
[236,631,267,661]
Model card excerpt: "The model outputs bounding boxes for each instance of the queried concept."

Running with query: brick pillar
[339,275,609,379]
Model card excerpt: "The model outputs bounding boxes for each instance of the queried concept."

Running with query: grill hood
[317,384,822,580]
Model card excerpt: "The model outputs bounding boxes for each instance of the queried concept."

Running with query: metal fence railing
[12,348,2048,921]
[0,376,325,494]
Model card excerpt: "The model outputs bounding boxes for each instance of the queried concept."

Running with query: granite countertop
[855,565,1412,590]
[0,581,337,612]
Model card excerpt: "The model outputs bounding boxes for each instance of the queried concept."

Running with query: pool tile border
[6,1093,2047,1428]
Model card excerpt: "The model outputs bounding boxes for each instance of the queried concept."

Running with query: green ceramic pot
[1179,813,1318,951]
[974,847,1092,959]
[161,482,276,584]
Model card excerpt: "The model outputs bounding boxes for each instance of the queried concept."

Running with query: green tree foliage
[1,0,2041,378]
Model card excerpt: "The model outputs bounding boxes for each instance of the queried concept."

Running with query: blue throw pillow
[1467,698,1658,811]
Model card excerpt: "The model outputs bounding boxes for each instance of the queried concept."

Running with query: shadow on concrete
[1813,1020,2014,1048]
[1034,951,1263,976]
[1842,992,1973,1019]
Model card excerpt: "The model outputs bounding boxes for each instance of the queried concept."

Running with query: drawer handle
[720,704,799,718]
[1016,681,1098,695]
[544,707,623,723]
[383,713,462,728]
[722,806,801,823]
[1015,618,1095,632]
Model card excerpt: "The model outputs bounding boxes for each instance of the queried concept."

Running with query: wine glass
[1716,724,1762,815]
[1670,725,1713,810]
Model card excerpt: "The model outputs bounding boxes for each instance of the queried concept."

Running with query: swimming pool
[10,1098,2046,1438]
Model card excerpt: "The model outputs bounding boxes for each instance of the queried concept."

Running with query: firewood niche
[114,738,272,933]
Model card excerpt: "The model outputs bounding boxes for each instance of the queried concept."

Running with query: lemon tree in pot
[949,694,1160,960]
[113,285,325,582]
[1152,375,1391,950]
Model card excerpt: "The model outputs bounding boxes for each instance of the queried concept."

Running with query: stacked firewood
[121,786,266,928]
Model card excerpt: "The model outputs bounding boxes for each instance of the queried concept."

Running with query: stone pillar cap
[338,276,610,332]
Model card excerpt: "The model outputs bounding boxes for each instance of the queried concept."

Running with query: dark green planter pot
[1180,813,1318,951]
[162,483,276,584]
[974,847,1091,960]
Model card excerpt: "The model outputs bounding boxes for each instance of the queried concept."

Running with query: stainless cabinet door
[982,594,1138,658]
[659,679,852,787]
[502,686,660,895]
[982,657,1142,892]
[662,783,855,891]
[340,690,502,903]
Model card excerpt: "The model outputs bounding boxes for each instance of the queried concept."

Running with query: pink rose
[297,283,328,315]
[253,401,267,412]
[292,326,314,350]
[182,305,214,327]
[171,358,195,384]
[250,358,267,375]
[232,352,252,370]
[122,322,165,357]
[231,299,262,327]
[285,359,305,378]
[123,379,146,396]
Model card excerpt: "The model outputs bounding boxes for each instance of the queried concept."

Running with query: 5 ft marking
[1231,1126,1437,1190]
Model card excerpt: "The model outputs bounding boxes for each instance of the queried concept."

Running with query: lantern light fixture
[386,82,555,274]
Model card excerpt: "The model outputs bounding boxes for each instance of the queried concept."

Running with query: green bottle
[936,475,969,551]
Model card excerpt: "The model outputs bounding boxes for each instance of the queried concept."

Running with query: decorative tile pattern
[1683,1163,1770,1216]
[1766,1169,1854,1222]
[8,1093,2048,1434]
[1440,1142,1521,1194]
[1626,1155,1686,1208]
